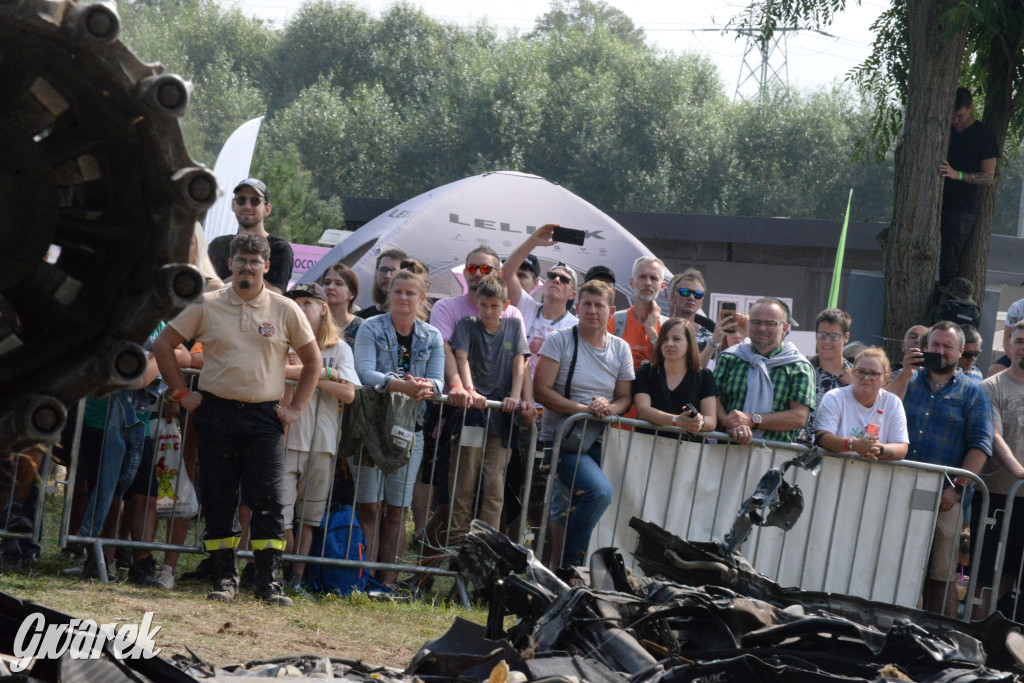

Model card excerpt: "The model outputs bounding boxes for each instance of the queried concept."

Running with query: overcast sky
[236,0,888,98]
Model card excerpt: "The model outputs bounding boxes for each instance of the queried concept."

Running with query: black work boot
[206,548,238,602]
[252,549,292,606]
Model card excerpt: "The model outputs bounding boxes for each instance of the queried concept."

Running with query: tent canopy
[299,171,667,308]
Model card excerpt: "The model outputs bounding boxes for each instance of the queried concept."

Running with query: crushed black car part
[435,519,1024,682]
[722,443,823,554]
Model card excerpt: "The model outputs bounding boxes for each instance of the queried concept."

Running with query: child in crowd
[448,276,535,542]
[283,283,359,587]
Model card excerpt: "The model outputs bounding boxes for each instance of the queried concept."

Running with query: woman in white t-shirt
[814,347,909,461]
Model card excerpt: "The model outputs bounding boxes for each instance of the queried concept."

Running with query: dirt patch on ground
[1,576,483,669]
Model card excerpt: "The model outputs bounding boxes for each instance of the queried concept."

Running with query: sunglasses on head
[234,195,264,207]
[464,264,495,275]
[546,271,573,285]
[677,287,704,299]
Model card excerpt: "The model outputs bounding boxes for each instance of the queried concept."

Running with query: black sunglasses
[234,195,264,207]
[546,271,573,285]
[677,287,704,299]
[961,350,981,359]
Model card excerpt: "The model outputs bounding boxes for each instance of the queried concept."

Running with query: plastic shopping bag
[153,419,199,519]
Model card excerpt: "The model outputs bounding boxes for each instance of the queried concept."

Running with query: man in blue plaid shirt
[714,298,815,444]
[899,320,992,617]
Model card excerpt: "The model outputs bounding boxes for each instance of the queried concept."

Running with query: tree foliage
[529,0,646,49]
[115,0,1023,251]
[735,0,1024,361]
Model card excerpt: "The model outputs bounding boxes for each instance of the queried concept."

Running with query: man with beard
[900,321,992,616]
[153,233,321,606]
[609,256,668,370]
[208,178,293,294]
[430,246,526,407]
[356,248,408,319]
[714,298,815,445]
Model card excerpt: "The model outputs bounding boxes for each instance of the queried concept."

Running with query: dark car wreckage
[425,518,1024,683]
[5,515,1023,681]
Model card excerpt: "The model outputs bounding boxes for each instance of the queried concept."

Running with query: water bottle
[865,409,884,437]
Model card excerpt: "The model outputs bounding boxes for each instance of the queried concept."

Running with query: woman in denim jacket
[353,269,443,583]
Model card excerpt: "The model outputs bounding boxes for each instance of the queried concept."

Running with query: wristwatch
[751,413,763,426]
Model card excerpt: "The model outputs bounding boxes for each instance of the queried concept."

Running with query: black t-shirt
[356,304,384,320]
[208,233,295,291]
[632,364,718,438]
[396,331,413,378]
[943,119,999,214]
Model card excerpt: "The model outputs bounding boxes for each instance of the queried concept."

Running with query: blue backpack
[307,504,367,595]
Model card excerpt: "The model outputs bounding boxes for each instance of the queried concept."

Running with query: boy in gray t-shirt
[448,276,535,542]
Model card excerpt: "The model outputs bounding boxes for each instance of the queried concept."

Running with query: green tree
[265,0,375,112]
[251,144,344,246]
[735,0,977,359]
[529,0,646,49]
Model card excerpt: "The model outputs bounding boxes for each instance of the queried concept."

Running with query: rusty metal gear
[0,0,214,454]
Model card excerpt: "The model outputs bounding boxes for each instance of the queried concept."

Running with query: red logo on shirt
[258,321,276,337]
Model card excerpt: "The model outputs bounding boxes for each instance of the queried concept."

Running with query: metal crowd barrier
[52,369,543,605]
[980,478,1024,618]
[0,449,52,548]
[535,412,990,613]
[14,371,1004,618]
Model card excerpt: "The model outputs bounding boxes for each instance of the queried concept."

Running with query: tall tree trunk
[880,0,969,360]
[959,20,1024,307]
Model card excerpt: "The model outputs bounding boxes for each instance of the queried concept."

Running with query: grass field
[0,475,489,670]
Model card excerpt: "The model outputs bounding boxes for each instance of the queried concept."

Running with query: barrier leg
[92,539,109,585]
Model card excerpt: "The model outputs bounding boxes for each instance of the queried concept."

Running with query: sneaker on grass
[152,564,175,590]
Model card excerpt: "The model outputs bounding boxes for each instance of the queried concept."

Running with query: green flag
[828,189,853,309]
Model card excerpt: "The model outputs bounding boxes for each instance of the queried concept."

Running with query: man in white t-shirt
[534,280,633,568]
[501,224,579,377]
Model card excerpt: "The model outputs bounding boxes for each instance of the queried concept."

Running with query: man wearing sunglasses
[666,269,721,366]
[430,245,527,408]
[501,224,579,378]
[958,325,985,381]
[207,178,294,294]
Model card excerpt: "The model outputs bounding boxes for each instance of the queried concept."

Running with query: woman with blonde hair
[398,258,433,321]
[353,269,444,584]
[814,347,908,460]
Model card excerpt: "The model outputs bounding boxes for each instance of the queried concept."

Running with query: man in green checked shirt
[714,298,815,445]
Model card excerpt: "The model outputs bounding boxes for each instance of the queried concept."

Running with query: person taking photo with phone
[633,318,717,440]
[891,321,992,616]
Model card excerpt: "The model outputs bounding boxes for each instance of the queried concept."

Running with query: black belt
[205,393,278,411]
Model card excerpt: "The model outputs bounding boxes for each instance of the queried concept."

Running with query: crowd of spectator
[19,176,1024,621]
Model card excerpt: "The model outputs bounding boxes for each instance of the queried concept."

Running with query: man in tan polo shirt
[153,233,321,606]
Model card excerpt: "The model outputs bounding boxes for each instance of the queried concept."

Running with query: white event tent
[299,171,666,308]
